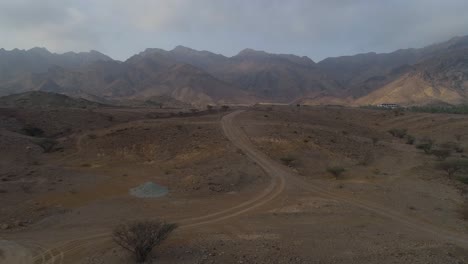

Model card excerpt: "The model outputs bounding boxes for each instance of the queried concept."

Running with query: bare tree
[113,220,178,263]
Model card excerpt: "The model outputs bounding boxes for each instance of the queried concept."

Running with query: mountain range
[1,35,467,107]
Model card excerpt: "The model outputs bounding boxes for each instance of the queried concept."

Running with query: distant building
[377,103,400,109]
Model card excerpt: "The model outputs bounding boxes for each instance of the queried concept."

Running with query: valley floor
[1,105,468,263]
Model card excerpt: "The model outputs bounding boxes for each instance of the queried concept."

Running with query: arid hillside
[0,35,468,106]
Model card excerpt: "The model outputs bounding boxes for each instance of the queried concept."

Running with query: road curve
[225,110,468,248]
[19,109,468,263]
[27,110,286,264]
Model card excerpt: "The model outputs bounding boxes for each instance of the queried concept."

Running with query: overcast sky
[1,0,468,61]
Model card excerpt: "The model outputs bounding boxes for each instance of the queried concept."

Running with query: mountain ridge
[0,35,467,106]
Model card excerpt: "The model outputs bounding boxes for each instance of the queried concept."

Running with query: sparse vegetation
[409,104,468,115]
[388,128,407,138]
[32,138,59,153]
[437,159,468,177]
[440,141,464,153]
[327,166,346,179]
[405,135,415,145]
[280,157,295,166]
[358,152,374,166]
[416,138,434,154]
[22,125,44,137]
[457,177,468,185]
[431,149,452,161]
[113,220,178,263]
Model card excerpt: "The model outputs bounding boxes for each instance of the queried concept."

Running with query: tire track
[29,110,286,264]
[27,109,468,263]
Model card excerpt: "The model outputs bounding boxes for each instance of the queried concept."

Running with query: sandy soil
[1,105,468,263]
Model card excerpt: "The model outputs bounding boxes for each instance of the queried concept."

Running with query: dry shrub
[431,149,452,161]
[327,166,346,179]
[388,128,407,138]
[358,152,374,166]
[113,220,178,263]
[405,135,415,145]
[437,159,468,177]
[416,138,434,154]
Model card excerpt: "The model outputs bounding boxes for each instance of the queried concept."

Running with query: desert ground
[1,105,468,263]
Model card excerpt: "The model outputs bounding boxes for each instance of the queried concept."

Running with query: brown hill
[0,47,112,81]
[0,91,106,108]
[355,39,468,106]
[0,35,468,106]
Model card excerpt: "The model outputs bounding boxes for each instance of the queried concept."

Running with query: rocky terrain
[1,35,467,106]
[1,102,468,263]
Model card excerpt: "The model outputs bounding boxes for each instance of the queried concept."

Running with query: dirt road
[5,109,468,264]
[224,110,468,247]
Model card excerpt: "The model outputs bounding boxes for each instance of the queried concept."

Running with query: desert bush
[327,166,346,179]
[113,220,178,263]
[388,128,407,138]
[405,135,415,145]
[358,152,374,166]
[22,125,44,137]
[88,134,97,139]
[416,138,434,154]
[393,109,405,116]
[32,138,59,153]
[221,105,230,111]
[280,157,295,166]
[437,159,468,177]
[457,177,468,185]
[440,141,464,153]
[431,149,452,161]
[206,105,214,111]
[371,137,379,146]
[409,104,468,115]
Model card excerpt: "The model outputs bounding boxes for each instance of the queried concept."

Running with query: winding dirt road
[8,109,468,264]
[224,110,468,247]
[24,110,286,264]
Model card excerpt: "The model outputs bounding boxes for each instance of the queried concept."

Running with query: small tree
[113,220,178,263]
[416,138,434,154]
[432,149,452,161]
[437,159,468,177]
[388,128,407,138]
[440,141,464,153]
[405,135,415,145]
[206,105,214,112]
[221,105,230,112]
[327,166,346,179]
